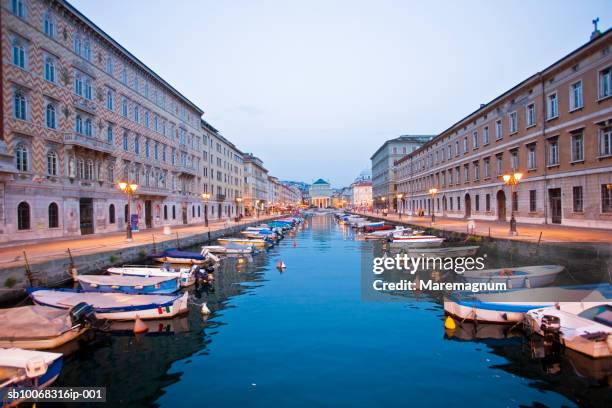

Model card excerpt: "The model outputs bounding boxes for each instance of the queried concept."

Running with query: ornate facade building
[309,178,332,208]
[394,28,612,229]
[242,153,268,216]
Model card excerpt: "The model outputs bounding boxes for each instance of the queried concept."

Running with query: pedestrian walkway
[355,211,612,244]
[0,216,277,270]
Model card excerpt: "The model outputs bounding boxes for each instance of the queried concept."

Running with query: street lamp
[502,172,523,235]
[396,193,404,219]
[235,197,243,220]
[428,188,438,224]
[201,192,211,227]
[118,181,139,241]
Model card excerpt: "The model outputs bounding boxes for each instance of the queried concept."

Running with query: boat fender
[444,316,456,330]
[201,303,211,315]
[133,316,148,334]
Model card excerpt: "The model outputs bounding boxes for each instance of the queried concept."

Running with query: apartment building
[1,0,213,241]
[201,119,244,219]
[243,153,268,216]
[395,28,612,229]
[370,135,433,210]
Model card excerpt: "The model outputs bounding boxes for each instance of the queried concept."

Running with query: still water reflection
[53,214,610,407]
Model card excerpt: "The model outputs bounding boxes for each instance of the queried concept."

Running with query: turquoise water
[55,215,610,407]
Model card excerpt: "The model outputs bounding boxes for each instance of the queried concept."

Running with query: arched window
[77,158,84,178]
[172,205,176,220]
[13,90,26,120]
[46,103,56,128]
[11,37,26,68]
[198,205,201,217]
[15,144,28,171]
[11,0,26,18]
[109,204,115,224]
[44,56,55,82]
[73,32,81,55]
[192,205,195,218]
[75,114,83,134]
[124,204,129,222]
[46,151,58,176]
[44,11,55,37]
[84,118,92,136]
[164,205,168,220]
[17,202,30,230]
[85,160,94,180]
[48,202,59,228]
[84,78,92,99]
[134,135,140,155]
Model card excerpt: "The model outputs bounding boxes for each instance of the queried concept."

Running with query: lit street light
[428,188,438,224]
[201,192,211,227]
[502,172,523,235]
[396,193,404,219]
[118,181,139,241]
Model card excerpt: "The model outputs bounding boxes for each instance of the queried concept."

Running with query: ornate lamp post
[201,192,211,227]
[118,181,139,241]
[428,188,438,224]
[235,197,243,220]
[502,172,523,235]
[396,193,404,219]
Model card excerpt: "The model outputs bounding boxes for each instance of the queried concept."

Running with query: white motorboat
[218,237,269,249]
[391,245,480,258]
[76,274,180,294]
[202,244,254,255]
[0,348,63,406]
[524,302,612,358]
[364,226,411,240]
[389,235,444,248]
[0,305,92,350]
[107,265,197,287]
[461,265,564,289]
[30,290,189,321]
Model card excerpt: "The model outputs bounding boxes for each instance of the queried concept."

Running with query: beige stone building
[394,28,612,229]
[242,153,268,216]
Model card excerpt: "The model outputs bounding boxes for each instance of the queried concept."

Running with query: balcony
[63,133,114,154]
[216,194,226,201]
[175,164,198,177]
[72,94,97,115]
[137,185,170,197]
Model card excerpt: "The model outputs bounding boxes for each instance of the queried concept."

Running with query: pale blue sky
[71,0,610,187]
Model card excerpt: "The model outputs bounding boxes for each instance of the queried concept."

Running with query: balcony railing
[63,133,114,154]
[175,164,198,177]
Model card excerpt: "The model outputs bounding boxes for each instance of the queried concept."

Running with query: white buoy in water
[276,260,286,270]
[201,303,211,315]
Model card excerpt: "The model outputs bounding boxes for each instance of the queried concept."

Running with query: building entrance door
[549,188,562,224]
[79,198,94,235]
[465,194,471,218]
[144,200,152,228]
[496,190,506,221]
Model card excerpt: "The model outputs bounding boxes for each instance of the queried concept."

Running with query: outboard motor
[70,302,96,327]
[540,314,561,347]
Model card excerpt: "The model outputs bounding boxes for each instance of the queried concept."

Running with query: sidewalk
[355,212,612,244]
[0,216,277,270]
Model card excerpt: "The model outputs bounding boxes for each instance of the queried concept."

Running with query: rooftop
[312,178,330,185]
[370,135,434,160]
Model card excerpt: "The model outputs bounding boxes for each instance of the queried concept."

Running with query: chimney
[590,17,601,40]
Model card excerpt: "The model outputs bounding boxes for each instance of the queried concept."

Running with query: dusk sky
[71,0,610,187]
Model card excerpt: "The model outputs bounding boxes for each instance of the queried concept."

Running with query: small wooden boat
[202,244,254,255]
[389,235,444,248]
[392,245,480,258]
[150,248,214,265]
[218,237,269,249]
[525,302,612,358]
[0,348,63,406]
[0,305,92,350]
[444,283,611,324]
[364,226,411,240]
[30,289,189,321]
[107,265,197,287]
[240,231,277,240]
[77,274,180,294]
[363,222,393,232]
[461,265,564,288]
[107,316,190,335]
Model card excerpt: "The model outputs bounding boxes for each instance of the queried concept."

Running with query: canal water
[53,214,611,407]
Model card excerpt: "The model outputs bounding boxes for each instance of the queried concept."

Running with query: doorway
[79,198,94,235]
[182,206,188,225]
[144,200,152,228]
[496,190,506,221]
[549,188,562,224]
[218,203,222,219]
[464,194,471,218]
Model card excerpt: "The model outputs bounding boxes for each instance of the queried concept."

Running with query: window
[571,132,584,162]
[133,104,139,122]
[106,89,114,110]
[475,195,480,212]
[570,81,583,110]
[144,111,150,128]
[17,202,30,230]
[144,138,150,158]
[13,90,27,120]
[485,194,491,212]
[134,135,140,155]
[45,103,56,129]
[76,158,84,178]
[483,126,490,145]
[121,65,128,84]
[108,165,114,183]
[44,55,55,82]
[109,204,116,224]
[123,131,129,151]
[48,202,58,228]
[547,138,559,166]
[599,126,612,157]
[11,0,26,18]
[15,144,28,171]
[85,160,94,180]
[447,145,451,159]
[463,137,468,153]
[107,124,114,144]
[457,197,461,211]
[84,78,92,100]
[573,186,583,212]
[526,103,536,127]
[74,115,83,134]
[455,141,459,157]
[496,154,503,176]
[472,131,479,148]
[529,190,537,212]
[121,97,128,117]
[599,66,611,99]
[43,11,56,37]
[46,151,58,176]
[172,205,176,219]
[474,162,480,180]
[73,32,82,55]
[106,53,113,75]
[83,38,91,61]
[495,119,503,140]
[483,158,490,178]
[510,149,518,170]
[527,143,536,169]
[547,92,558,119]
[11,36,27,69]
[509,111,518,133]
[74,72,82,96]
[602,184,612,213]
[162,145,167,162]
[164,205,168,220]
[464,164,469,182]
[512,192,518,212]
[154,142,159,160]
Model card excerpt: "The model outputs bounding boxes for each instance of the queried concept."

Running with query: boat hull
[77,277,179,295]
[107,267,196,287]
[218,238,268,249]
[0,327,88,350]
